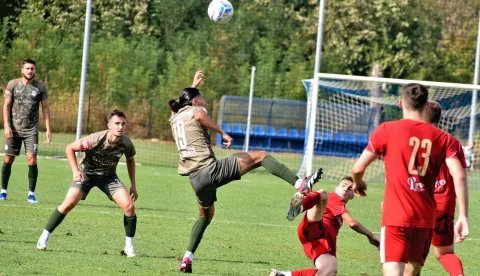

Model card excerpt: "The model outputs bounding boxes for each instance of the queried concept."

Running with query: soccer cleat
[0,193,6,200]
[295,168,323,194]
[269,269,285,276]
[287,192,304,221]
[179,257,192,273]
[122,246,137,258]
[27,195,39,203]
[36,238,48,250]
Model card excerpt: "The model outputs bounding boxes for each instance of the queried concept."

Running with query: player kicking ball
[169,71,323,273]
[270,176,380,276]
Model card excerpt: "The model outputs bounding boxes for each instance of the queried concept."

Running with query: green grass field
[1,157,480,276]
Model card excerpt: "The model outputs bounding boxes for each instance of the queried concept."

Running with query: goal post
[298,73,480,186]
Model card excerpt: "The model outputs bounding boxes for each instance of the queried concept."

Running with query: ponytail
[167,87,203,113]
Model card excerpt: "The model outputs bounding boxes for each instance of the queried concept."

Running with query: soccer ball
[208,0,234,24]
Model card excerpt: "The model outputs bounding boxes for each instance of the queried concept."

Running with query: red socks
[302,192,321,211]
[439,253,464,276]
[292,269,318,276]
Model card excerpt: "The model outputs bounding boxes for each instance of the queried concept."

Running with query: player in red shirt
[425,100,467,276]
[351,83,469,276]
[270,176,380,276]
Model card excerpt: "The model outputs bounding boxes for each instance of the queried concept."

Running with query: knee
[257,151,268,163]
[316,265,337,276]
[59,202,77,214]
[124,202,135,214]
[317,189,328,202]
[199,206,215,222]
[4,155,14,164]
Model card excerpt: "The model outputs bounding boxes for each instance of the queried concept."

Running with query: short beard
[23,73,35,80]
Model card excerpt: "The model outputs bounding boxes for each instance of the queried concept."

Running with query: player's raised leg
[112,187,137,258]
[36,187,83,250]
[236,151,323,193]
[287,188,328,221]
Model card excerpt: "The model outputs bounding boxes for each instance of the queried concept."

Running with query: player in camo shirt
[36,109,138,257]
[1,59,52,203]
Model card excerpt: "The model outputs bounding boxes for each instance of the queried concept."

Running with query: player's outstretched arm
[446,157,469,243]
[191,71,204,88]
[352,150,377,197]
[126,156,138,201]
[194,109,232,148]
[342,212,380,249]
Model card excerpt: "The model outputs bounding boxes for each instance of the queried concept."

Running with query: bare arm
[342,212,380,249]
[446,157,469,242]
[65,140,84,182]
[351,150,377,196]
[41,99,52,143]
[3,94,12,139]
[126,156,138,201]
[194,110,232,148]
[191,71,204,88]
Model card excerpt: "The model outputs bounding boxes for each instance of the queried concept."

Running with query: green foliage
[0,0,479,138]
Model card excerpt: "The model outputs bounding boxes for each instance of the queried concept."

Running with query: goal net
[298,73,480,185]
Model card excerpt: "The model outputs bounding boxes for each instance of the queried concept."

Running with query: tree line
[0,0,479,138]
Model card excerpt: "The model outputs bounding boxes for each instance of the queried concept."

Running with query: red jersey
[322,193,348,238]
[367,119,459,228]
[434,135,467,215]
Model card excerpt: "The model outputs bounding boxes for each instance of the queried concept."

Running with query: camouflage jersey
[5,78,48,136]
[170,105,216,175]
[78,130,136,176]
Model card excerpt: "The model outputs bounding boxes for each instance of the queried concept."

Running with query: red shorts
[432,211,455,247]
[380,226,433,266]
[298,214,336,263]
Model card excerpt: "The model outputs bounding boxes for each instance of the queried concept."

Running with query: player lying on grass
[351,83,468,276]
[169,71,323,273]
[425,100,468,276]
[36,109,138,257]
[270,176,380,276]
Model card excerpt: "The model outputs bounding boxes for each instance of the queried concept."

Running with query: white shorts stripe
[380,226,386,264]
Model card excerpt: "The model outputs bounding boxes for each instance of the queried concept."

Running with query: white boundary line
[3,204,480,242]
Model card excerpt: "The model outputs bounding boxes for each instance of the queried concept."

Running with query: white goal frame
[302,73,480,176]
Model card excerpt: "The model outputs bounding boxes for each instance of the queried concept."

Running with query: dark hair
[401,83,429,111]
[21,59,36,68]
[342,176,354,182]
[425,100,442,125]
[107,109,126,122]
[168,87,203,113]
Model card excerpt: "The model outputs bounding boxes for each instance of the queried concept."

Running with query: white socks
[294,178,304,190]
[184,250,194,261]
[28,191,35,196]
[126,236,134,248]
[40,229,51,241]
[1,189,7,194]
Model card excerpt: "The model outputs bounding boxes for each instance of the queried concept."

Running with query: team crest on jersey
[80,139,92,150]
